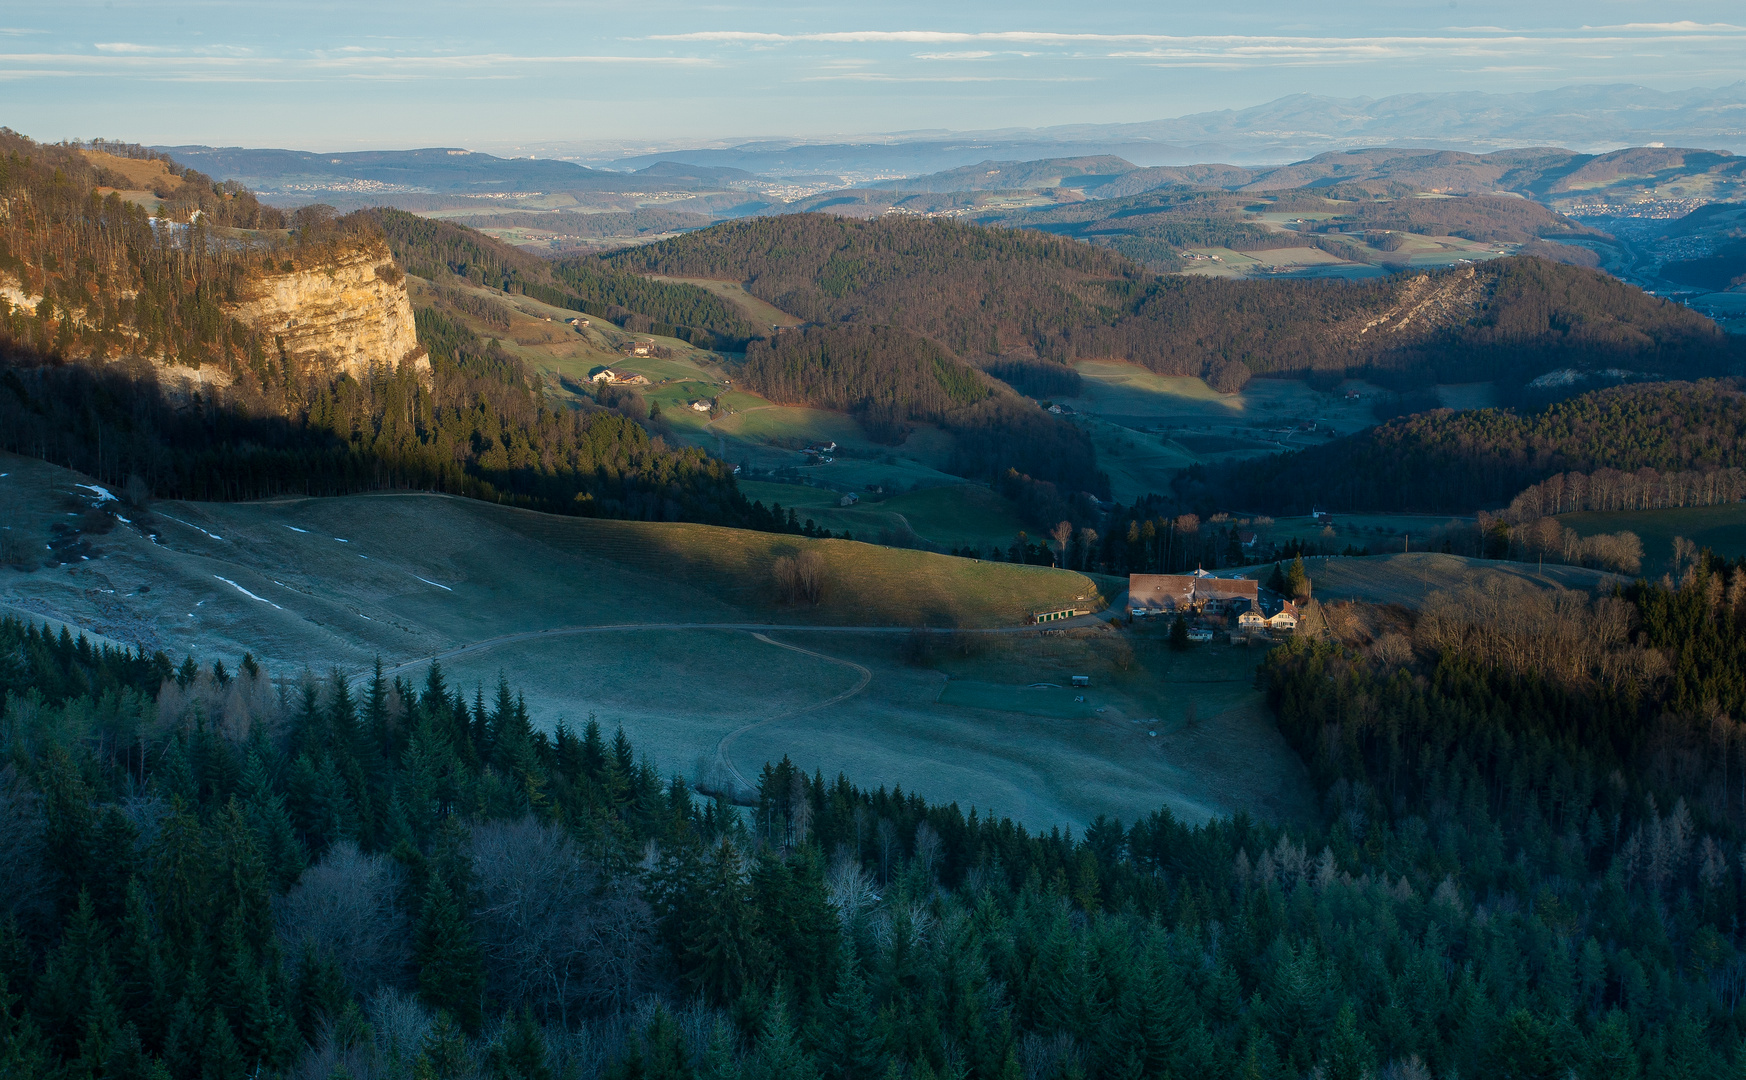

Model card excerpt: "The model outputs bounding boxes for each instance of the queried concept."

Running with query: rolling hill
[603,214,1738,391]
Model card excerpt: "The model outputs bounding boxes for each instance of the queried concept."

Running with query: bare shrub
[277,840,411,996]
[771,550,827,605]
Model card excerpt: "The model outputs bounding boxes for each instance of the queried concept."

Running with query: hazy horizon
[4,1,1745,152]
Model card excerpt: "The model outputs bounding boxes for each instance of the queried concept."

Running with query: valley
[7,120,1746,1080]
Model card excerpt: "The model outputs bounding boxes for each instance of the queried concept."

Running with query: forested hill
[604,215,1736,390]
[0,131,746,525]
[356,208,760,348]
[743,325,1105,496]
[1207,379,1746,515]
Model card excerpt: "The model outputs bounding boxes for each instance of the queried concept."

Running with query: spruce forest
[6,551,1746,1079]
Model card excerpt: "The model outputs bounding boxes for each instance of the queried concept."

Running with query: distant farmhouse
[588,367,649,386]
[1128,570,1259,616]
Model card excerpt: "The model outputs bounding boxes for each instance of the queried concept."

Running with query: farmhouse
[1267,602,1299,631]
[588,367,649,386]
[690,400,711,412]
[1127,571,1259,615]
[1237,610,1266,632]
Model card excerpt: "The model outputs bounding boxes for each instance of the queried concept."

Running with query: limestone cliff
[229,240,428,381]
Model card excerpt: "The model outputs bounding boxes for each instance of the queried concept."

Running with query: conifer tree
[746,991,819,1080]
[414,879,485,1034]
[695,1019,741,1080]
[818,963,884,1080]
[682,840,765,1006]
[485,1008,553,1080]
[414,1011,472,1080]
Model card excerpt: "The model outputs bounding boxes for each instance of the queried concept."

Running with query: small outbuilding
[1071,675,1090,687]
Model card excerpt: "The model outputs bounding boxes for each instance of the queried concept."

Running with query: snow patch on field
[413,575,453,592]
[215,576,282,610]
[160,515,223,541]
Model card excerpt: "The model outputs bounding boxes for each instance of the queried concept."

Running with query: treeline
[741,326,1106,496]
[1207,380,1746,515]
[1503,466,1746,521]
[0,132,750,526]
[355,209,758,349]
[601,214,1736,390]
[11,564,1746,1076]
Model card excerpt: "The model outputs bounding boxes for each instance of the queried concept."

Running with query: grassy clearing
[0,452,1101,661]
[1559,503,1746,578]
[1307,552,1621,608]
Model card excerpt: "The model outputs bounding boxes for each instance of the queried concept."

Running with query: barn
[1127,571,1259,615]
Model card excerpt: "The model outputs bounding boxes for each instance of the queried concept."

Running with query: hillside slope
[0,452,1104,671]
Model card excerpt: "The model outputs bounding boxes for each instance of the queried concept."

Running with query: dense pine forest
[1211,380,1746,515]
[602,215,1735,390]
[7,554,1746,1079]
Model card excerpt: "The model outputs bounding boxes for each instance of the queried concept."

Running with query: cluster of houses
[1127,570,1298,635]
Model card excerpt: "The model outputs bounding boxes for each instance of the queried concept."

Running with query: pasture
[0,452,1330,831]
[1306,552,1622,608]
[736,481,1029,550]
[1255,512,1476,554]
[1559,503,1746,578]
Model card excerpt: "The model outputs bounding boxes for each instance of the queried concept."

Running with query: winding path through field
[710,633,873,799]
[371,613,1112,802]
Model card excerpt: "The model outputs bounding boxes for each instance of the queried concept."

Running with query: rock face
[230,240,427,381]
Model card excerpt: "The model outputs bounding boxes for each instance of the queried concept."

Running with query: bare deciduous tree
[277,840,411,996]
[469,817,655,1024]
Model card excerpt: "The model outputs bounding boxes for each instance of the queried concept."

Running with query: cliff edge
[230,239,427,381]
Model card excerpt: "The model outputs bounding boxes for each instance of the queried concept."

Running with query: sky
[2,1,1744,152]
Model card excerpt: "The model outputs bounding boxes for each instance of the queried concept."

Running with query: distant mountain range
[152,145,802,196]
[601,83,1746,177]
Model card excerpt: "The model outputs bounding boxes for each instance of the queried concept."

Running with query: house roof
[1128,573,1259,610]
